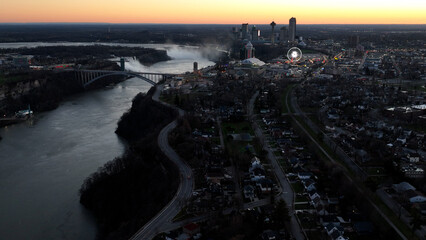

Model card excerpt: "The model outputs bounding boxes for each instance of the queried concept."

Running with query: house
[205,172,225,184]
[175,233,191,240]
[334,236,346,240]
[183,222,200,236]
[336,216,351,226]
[261,229,281,240]
[401,165,424,178]
[256,178,273,193]
[303,179,317,192]
[298,172,314,180]
[244,185,256,199]
[306,182,316,192]
[327,197,339,205]
[325,223,337,235]
[308,190,320,200]
[393,182,416,193]
[325,223,345,240]
[404,189,426,203]
[251,168,266,181]
[407,153,421,163]
[330,230,342,240]
[409,195,426,203]
[311,196,321,207]
[316,204,329,216]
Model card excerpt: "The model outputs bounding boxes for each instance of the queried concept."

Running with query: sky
[0,0,425,24]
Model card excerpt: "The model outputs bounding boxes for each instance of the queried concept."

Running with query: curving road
[129,85,193,240]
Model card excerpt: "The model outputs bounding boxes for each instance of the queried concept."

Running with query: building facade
[289,17,296,42]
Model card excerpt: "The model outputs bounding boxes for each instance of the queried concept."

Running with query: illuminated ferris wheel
[287,47,303,63]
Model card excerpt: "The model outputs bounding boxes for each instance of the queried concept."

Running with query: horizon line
[0,22,425,25]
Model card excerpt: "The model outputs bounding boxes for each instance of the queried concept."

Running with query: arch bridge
[74,70,177,88]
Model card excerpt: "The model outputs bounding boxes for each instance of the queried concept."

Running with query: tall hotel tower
[289,17,296,42]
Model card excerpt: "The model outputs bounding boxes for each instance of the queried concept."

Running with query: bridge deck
[76,69,178,75]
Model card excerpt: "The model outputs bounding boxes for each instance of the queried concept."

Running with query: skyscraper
[241,23,249,40]
[232,27,240,40]
[280,27,288,44]
[270,21,276,44]
[251,25,259,41]
[289,17,296,42]
[349,35,359,47]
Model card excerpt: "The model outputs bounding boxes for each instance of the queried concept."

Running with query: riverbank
[0,45,171,66]
[0,64,127,127]
[79,87,179,240]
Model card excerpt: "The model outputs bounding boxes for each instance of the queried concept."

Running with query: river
[0,43,215,240]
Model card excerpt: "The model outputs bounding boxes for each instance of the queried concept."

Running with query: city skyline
[1,0,425,24]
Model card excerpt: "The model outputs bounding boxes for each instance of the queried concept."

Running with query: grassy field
[294,203,311,210]
[291,182,304,194]
[295,195,309,203]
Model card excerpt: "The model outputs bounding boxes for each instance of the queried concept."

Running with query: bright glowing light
[287,47,302,62]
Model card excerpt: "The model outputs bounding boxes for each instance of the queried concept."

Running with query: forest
[0,45,171,65]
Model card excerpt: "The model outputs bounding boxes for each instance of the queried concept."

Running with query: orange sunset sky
[0,0,425,24]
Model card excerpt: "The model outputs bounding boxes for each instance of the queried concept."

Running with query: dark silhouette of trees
[272,199,290,229]
[80,89,179,240]
[115,89,177,142]
[0,46,170,65]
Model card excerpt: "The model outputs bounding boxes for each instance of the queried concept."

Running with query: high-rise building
[270,21,277,44]
[289,17,296,42]
[244,41,255,59]
[280,27,288,43]
[232,27,240,40]
[349,35,359,47]
[241,23,249,40]
[251,25,259,41]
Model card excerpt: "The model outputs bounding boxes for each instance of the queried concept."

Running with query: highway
[248,91,306,240]
[129,85,193,240]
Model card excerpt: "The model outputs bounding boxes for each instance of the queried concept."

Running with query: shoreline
[79,88,180,239]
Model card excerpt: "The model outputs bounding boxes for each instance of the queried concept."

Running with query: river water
[0,43,215,240]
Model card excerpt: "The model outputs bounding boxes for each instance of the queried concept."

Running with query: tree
[174,94,180,106]
[410,207,422,237]
[272,199,290,229]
